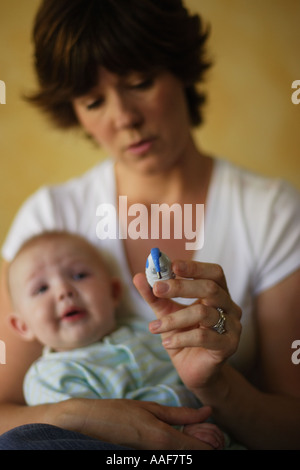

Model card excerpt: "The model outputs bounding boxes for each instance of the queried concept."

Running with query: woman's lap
[0,423,131,450]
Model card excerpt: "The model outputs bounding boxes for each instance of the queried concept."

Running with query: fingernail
[149,320,162,332]
[162,337,171,347]
[154,282,170,294]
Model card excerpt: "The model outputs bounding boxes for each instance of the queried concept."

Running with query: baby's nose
[57,281,76,300]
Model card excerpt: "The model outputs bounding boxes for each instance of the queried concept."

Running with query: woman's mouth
[126,138,156,156]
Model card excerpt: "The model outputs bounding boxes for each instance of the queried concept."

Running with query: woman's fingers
[153,277,230,309]
[135,260,231,308]
[150,302,241,336]
[123,401,214,450]
[149,302,221,332]
[134,262,242,358]
[133,272,182,318]
[134,262,242,391]
[134,268,233,318]
[150,305,241,358]
[173,260,229,292]
[153,403,212,427]
[82,399,214,450]
[150,260,233,313]
[161,325,232,352]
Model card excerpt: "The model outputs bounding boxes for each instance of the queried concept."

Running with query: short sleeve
[2,187,62,262]
[1,160,113,262]
[252,180,300,294]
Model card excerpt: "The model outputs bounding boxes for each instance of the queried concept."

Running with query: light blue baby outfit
[24,320,199,408]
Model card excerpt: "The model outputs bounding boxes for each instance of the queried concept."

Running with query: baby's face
[9,236,119,351]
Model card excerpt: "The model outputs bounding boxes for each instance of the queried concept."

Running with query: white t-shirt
[3,157,300,373]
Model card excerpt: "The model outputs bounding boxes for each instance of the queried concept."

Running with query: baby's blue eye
[35,285,48,295]
[73,272,88,280]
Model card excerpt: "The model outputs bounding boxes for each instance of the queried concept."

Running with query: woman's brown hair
[28,0,212,128]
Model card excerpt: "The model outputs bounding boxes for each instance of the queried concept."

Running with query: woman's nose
[112,93,143,130]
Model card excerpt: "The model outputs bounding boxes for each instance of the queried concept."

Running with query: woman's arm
[134,262,300,449]
[54,398,214,450]
[204,270,300,450]
[0,397,214,450]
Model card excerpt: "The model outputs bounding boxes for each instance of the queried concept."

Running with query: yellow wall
[1,0,299,248]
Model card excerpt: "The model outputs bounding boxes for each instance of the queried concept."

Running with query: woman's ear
[8,313,36,341]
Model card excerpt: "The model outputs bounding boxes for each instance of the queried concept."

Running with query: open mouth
[62,309,86,322]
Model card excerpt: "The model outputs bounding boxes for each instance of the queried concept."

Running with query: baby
[8,231,225,449]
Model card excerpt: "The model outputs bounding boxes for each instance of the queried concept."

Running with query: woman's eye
[131,78,154,90]
[86,98,104,110]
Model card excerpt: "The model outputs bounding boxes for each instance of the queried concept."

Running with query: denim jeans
[0,423,131,450]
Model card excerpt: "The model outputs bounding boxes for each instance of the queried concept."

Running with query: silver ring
[212,307,226,335]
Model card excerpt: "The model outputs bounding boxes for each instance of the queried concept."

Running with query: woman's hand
[133,260,242,394]
[58,398,215,450]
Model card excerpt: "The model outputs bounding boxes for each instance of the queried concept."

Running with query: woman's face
[72,69,193,174]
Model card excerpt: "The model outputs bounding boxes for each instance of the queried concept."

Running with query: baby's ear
[8,313,35,341]
[111,278,122,306]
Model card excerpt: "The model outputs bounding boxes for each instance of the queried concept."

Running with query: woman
[0,0,299,450]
